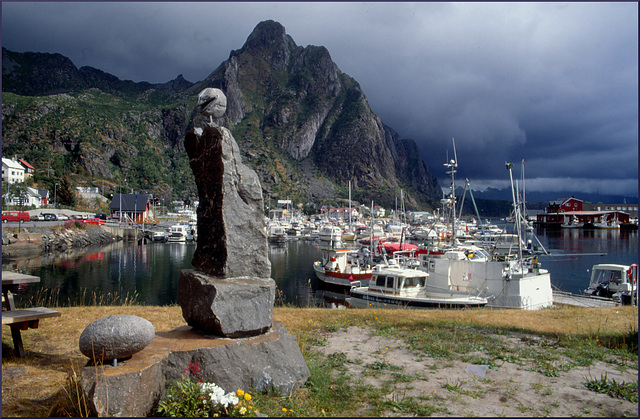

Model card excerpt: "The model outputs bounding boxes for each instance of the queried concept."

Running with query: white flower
[200,382,239,408]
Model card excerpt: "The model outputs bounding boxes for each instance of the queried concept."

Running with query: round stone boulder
[79,315,155,362]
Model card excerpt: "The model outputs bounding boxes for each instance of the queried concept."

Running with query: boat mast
[506,162,524,265]
[521,159,527,220]
[444,138,458,244]
[349,180,352,227]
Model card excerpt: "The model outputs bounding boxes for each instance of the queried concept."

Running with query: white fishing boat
[313,247,373,287]
[584,263,637,305]
[267,223,287,243]
[561,215,583,229]
[414,140,554,310]
[416,242,552,310]
[340,228,357,242]
[152,230,169,242]
[318,225,343,242]
[168,224,189,242]
[347,254,488,309]
[593,218,621,229]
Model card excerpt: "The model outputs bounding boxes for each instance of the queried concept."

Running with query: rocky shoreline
[1,226,122,260]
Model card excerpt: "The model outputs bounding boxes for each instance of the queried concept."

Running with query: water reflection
[5,228,636,307]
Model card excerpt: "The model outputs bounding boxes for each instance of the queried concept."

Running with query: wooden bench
[2,307,61,357]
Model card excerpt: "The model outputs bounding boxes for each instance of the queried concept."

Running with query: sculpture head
[196,88,227,125]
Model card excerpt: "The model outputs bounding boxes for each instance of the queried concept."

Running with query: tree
[56,176,78,207]
[3,181,29,209]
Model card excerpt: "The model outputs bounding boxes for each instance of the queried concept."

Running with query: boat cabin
[369,265,427,298]
[584,264,637,303]
[319,248,357,273]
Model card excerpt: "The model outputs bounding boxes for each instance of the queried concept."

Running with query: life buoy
[628,264,637,283]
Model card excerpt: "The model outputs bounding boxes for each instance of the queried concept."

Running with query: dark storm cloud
[2,2,637,197]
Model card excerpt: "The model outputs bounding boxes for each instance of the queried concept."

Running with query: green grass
[584,373,639,403]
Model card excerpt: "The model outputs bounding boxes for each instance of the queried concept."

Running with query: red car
[2,211,30,223]
[81,218,106,225]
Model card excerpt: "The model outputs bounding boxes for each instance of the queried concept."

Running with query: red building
[536,197,630,227]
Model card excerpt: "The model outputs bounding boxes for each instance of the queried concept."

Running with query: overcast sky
[2,2,638,197]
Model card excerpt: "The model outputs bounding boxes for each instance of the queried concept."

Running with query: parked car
[57,213,69,221]
[2,211,30,223]
[42,213,58,221]
[95,213,109,220]
[30,213,45,221]
[81,218,106,225]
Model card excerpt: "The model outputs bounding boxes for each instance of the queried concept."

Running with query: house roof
[110,194,152,212]
[2,158,24,170]
[18,159,35,170]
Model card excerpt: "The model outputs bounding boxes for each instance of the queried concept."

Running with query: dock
[553,290,619,308]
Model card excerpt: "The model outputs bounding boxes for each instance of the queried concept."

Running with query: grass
[1,304,638,417]
[583,373,639,403]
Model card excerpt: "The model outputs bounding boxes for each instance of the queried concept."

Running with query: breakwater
[1,226,122,259]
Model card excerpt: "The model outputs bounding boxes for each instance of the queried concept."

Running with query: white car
[57,213,70,221]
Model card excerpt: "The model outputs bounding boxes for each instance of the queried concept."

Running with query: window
[386,276,394,289]
[376,276,386,287]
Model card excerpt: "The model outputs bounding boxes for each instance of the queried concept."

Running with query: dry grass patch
[1,305,637,417]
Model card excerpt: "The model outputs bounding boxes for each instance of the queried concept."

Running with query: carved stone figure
[196,87,227,125]
[179,88,273,337]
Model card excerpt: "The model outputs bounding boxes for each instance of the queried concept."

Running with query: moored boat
[318,225,343,242]
[584,263,637,305]
[313,247,373,287]
[168,224,188,242]
[347,255,488,309]
[267,223,288,243]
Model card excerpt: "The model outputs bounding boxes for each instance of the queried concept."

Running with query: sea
[5,226,638,308]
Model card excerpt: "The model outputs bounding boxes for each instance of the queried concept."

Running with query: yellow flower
[282,407,288,412]
[237,389,245,397]
[244,393,251,401]
[239,407,247,415]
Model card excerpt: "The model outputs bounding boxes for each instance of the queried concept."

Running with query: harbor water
[5,227,638,308]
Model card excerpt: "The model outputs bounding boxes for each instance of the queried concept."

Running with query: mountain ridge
[2,20,442,210]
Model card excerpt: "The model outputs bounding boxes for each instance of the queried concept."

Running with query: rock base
[178,269,275,337]
[80,322,310,417]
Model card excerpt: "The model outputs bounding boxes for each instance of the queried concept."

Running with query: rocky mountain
[2,47,194,97]
[2,20,441,210]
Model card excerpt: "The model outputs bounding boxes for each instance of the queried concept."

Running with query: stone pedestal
[80,322,310,417]
[178,269,275,337]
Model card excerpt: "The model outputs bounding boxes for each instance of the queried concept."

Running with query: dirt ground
[316,326,638,417]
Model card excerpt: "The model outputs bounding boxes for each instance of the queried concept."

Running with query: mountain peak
[243,20,288,49]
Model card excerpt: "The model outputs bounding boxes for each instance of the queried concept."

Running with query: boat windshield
[401,276,426,288]
[592,269,623,286]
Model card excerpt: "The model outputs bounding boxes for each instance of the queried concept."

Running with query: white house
[4,186,43,208]
[2,157,25,184]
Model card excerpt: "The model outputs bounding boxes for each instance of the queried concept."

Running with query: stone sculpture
[80,88,309,416]
[178,87,274,337]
